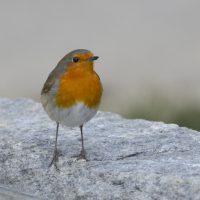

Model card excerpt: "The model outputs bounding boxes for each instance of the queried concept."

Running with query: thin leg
[49,122,60,170]
[71,125,87,160]
[79,125,86,159]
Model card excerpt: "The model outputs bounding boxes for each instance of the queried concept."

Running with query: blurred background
[1,0,200,130]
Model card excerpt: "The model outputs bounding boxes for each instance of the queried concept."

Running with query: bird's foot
[49,149,61,170]
[72,150,87,161]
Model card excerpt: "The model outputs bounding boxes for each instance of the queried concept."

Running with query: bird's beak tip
[90,56,99,61]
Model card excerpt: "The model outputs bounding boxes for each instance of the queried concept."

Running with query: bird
[41,49,102,169]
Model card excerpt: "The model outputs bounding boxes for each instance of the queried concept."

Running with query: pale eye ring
[72,57,79,63]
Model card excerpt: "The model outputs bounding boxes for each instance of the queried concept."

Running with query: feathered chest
[55,68,102,108]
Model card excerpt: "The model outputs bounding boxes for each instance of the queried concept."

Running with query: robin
[41,49,102,169]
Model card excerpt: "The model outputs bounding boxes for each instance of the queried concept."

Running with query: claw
[72,150,87,161]
[49,150,60,170]
[77,150,87,160]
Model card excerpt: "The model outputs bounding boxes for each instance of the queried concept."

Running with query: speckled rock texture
[0,98,200,200]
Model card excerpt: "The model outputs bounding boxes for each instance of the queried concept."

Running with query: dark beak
[89,56,99,61]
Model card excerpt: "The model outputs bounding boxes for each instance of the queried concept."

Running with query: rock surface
[0,185,40,200]
[0,98,200,200]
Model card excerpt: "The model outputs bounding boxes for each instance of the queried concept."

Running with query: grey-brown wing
[41,71,56,94]
[41,65,64,95]
[41,53,72,95]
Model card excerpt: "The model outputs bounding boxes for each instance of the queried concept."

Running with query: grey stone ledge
[0,98,200,200]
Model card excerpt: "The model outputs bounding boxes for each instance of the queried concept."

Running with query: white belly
[43,101,98,127]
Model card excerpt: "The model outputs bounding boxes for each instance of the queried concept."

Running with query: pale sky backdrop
[0,0,200,115]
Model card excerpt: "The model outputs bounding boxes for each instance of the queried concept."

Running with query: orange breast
[55,66,102,108]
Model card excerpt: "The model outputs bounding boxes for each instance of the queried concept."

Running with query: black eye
[72,57,79,63]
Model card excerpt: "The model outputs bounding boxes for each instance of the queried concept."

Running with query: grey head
[57,49,92,69]
[41,49,92,95]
